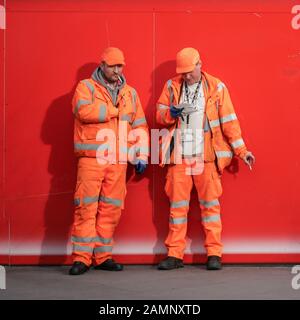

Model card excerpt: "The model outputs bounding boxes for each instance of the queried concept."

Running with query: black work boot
[206,255,222,270]
[94,259,123,271]
[69,261,89,275]
[157,256,184,270]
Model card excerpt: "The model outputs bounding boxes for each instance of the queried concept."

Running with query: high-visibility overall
[156,71,249,258]
[165,161,222,259]
[71,67,148,266]
[72,158,127,266]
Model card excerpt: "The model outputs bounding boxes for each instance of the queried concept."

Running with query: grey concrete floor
[0,265,300,300]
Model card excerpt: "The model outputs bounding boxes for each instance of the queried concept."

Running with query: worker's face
[101,62,124,83]
[182,62,202,85]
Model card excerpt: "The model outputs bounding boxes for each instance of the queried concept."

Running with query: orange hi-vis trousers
[164,161,223,259]
[71,157,127,266]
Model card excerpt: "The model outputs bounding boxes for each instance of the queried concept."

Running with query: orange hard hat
[101,47,125,66]
[176,47,201,73]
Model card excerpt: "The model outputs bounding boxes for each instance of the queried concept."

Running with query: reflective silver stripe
[204,79,209,91]
[120,146,149,155]
[204,116,210,132]
[74,143,109,151]
[121,145,136,154]
[169,217,187,224]
[95,237,112,244]
[72,236,112,244]
[158,104,169,110]
[121,114,131,122]
[129,146,149,154]
[170,200,189,208]
[220,113,237,124]
[131,88,137,113]
[73,244,94,253]
[139,146,149,154]
[72,236,97,243]
[199,199,220,208]
[216,151,233,158]
[74,198,80,206]
[119,146,128,154]
[99,104,107,122]
[217,82,226,92]
[160,110,168,124]
[82,80,95,96]
[127,147,137,158]
[83,196,99,204]
[202,214,221,223]
[167,79,174,104]
[132,117,146,128]
[99,195,122,207]
[94,246,113,253]
[75,99,91,114]
[231,138,245,149]
[209,119,220,128]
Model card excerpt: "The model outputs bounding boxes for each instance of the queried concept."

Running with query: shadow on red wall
[39,63,98,264]
[151,60,176,261]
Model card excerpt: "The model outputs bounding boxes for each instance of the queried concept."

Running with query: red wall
[1,0,300,264]
[0,0,7,264]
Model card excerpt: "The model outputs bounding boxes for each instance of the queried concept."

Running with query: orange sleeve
[72,81,110,124]
[217,82,248,159]
[130,89,149,162]
[156,81,176,126]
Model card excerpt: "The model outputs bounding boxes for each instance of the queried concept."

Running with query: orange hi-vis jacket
[72,72,148,162]
[156,71,248,173]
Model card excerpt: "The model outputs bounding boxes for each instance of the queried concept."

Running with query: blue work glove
[170,105,184,119]
[135,159,147,174]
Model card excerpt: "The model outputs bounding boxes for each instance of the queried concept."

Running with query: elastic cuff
[238,149,248,160]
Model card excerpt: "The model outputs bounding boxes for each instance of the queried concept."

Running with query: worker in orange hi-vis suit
[156,47,255,270]
[69,47,149,275]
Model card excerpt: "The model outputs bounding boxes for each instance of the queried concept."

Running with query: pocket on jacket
[81,124,101,140]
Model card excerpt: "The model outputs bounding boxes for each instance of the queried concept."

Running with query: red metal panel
[0,0,9,265]
[3,0,300,264]
[6,0,299,13]
[155,9,300,242]
[5,3,154,263]
[7,194,73,264]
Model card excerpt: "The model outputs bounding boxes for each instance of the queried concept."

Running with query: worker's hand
[135,159,147,174]
[243,151,255,170]
[170,105,184,119]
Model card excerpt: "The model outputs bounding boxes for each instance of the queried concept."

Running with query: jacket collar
[170,71,216,104]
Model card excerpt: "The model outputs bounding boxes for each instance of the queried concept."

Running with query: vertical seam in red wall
[152,10,156,223]
[3,0,9,265]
